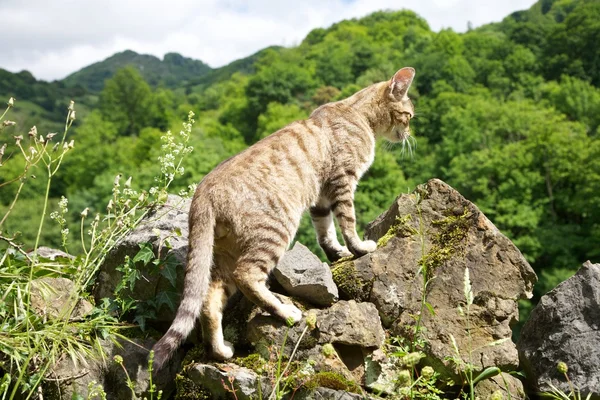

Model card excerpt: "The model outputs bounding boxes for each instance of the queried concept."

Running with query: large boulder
[331,178,537,382]
[94,195,191,325]
[518,261,600,397]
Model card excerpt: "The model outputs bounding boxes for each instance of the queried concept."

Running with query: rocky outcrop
[518,261,600,398]
[74,179,541,398]
[332,179,537,382]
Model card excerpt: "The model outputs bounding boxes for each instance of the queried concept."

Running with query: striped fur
[152,67,416,370]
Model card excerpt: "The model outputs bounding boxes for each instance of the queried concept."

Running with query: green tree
[99,66,152,136]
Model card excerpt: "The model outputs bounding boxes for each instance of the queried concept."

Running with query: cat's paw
[338,246,354,258]
[324,246,354,262]
[348,240,378,257]
[213,340,235,360]
[280,303,303,326]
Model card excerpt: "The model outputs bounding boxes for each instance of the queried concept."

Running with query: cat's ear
[389,67,415,101]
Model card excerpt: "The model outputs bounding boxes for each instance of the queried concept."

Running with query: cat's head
[378,67,415,143]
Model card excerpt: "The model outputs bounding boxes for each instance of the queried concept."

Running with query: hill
[1,0,600,317]
[62,50,212,92]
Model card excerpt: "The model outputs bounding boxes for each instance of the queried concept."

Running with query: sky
[1,0,537,82]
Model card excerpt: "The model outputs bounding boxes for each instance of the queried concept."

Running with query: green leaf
[424,301,436,316]
[155,291,179,312]
[133,242,155,265]
[160,256,179,287]
[133,314,147,332]
[472,366,501,385]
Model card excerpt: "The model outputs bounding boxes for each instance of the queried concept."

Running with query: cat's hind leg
[233,248,302,325]
[200,277,236,359]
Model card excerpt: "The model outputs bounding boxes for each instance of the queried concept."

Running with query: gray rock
[332,179,537,383]
[30,277,93,320]
[474,372,526,400]
[364,349,398,395]
[317,301,385,348]
[94,195,191,324]
[32,246,75,260]
[187,363,262,400]
[246,296,384,386]
[294,387,367,399]
[518,261,600,398]
[273,242,339,306]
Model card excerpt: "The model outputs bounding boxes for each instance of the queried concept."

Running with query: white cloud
[0,0,536,81]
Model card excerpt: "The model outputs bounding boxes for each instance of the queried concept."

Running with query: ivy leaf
[134,314,147,332]
[133,242,155,265]
[155,291,179,312]
[160,256,179,288]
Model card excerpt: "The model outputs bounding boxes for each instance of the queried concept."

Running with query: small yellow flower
[81,208,89,218]
[489,390,503,400]
[8,97,14,107]
[306,312,317,330]
[322,343,336,358]
[397,370,411,386]
[421,366,434,379]
[68,100,75,111]
[557,361,568,374]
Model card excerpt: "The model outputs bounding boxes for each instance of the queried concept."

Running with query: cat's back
[197,119,331,210]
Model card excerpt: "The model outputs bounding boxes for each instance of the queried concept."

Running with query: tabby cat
[152,67,416,370]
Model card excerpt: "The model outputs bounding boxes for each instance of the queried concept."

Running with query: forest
[2,0,600,324]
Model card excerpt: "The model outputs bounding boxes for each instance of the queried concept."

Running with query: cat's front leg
[330,190,377,257]
[310,203,353,262]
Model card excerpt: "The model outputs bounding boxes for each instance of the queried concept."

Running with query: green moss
[175,373,212,400]
[420,208,472,278]
[303,371,361,394]
[181,345,206,367]
[233,353,267,373]
[330,260,370,301]
[377,214,418,248]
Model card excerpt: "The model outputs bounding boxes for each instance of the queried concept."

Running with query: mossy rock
[330,260,370,301]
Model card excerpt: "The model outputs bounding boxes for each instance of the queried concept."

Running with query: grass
[0,97,196,399]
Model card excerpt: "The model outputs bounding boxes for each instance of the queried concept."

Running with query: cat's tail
[151,201,215,371]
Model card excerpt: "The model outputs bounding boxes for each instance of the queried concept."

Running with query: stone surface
[474,372,526,400]
[273,242,339,306]
[247,299,385,355]
[187,363,262,400]
[30,277,93,320]
[94,195,190,324]
[32,246,75,260]
[316,301,385,348]
[294,387,367,399]
[332,178,537,383]
[518,261,600,398]
[45,337,182,400]
[364,349,399,395]
[246,297,385,386]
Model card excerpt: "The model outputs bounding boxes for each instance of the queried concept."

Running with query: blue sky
[1,0,537,81]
